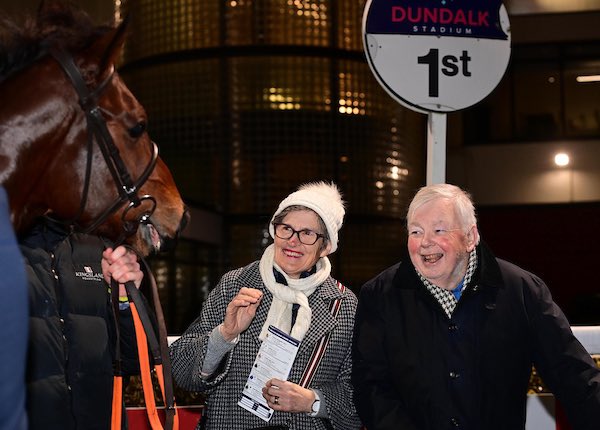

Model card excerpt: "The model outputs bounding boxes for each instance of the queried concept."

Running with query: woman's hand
[101,246,143,296]
[262,378,316,413]
[220,287,263,341]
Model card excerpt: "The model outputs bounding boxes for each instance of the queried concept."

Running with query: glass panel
[514,62,562,140]
[225,0,331,46]
[464,43,600,142]
[336,0,365,51]
[464,73,512,144]
[336,221,406,290]
[229,224,269,269]
[224,0,253,45]
[262,0,330,46]
[119,0,221,63]
[228,56,334,214]
[120,59,226,208]
[149,239,221,334]
[337,60,426,217]
[564,60,600,137]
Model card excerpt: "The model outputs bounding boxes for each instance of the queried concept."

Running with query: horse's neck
[0,75,80,231]
[0,114,70,182]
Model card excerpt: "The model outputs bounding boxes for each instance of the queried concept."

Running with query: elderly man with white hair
[352,183,600,430]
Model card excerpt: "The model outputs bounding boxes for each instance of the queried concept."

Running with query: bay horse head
[0,2,188,255]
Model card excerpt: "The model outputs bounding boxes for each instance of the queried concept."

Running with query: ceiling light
[554,153,569,167]
[576,75,600,83]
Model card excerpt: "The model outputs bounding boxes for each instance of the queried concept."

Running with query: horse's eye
[128,121,146,139]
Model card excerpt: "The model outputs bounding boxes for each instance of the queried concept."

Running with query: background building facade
[116,0,426,332]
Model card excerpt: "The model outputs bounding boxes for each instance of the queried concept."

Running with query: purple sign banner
[365,0,507,40]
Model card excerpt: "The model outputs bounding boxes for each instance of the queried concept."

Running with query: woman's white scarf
[258,244,331,341]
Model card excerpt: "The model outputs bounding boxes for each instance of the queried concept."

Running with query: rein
[49,46,158,236]
[110,249,179,430]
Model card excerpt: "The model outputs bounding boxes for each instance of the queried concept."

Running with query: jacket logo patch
[75,266,103,282]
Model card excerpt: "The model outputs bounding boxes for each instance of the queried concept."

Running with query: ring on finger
[273,396,279,405]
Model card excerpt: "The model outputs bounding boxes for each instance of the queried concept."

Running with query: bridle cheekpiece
[49,46,158,240]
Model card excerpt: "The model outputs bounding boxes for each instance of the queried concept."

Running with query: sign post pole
[426,112,447,185]
[362,0,511,185]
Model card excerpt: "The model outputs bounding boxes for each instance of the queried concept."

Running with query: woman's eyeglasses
[272,222,326,245]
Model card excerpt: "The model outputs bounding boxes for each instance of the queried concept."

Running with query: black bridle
[49,47,158,241]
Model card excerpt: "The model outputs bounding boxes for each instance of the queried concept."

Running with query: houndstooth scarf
[417,249,478,319]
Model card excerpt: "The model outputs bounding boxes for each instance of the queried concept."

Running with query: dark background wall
[477,202,600,324]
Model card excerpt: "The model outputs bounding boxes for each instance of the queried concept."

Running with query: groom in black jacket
[21,218,144,430]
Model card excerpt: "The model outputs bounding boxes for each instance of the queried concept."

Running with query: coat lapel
[297,278,341,358]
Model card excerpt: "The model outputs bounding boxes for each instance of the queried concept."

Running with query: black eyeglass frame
[272,222,326,245]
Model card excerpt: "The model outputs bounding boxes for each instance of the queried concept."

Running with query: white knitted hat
[269,181,346,253]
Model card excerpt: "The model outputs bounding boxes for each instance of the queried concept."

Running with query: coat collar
[473,241,504,289]
[298,277,342,357]
[390,242,504,317]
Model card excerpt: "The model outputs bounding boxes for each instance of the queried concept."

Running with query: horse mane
[0,0,112,81]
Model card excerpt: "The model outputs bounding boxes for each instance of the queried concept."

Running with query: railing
[128,328,600,430]
[526,326,600,430]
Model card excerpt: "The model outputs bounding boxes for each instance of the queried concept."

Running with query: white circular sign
[363,0,511,113]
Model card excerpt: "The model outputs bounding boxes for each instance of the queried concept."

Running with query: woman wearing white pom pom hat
[170,182,361,430]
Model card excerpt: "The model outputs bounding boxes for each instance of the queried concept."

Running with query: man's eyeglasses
[272,223,326,245]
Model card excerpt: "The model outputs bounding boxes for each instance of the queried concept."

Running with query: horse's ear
[99,15,130,73]
[86,16,130,78]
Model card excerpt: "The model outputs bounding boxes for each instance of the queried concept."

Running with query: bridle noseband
[49,46,158,240]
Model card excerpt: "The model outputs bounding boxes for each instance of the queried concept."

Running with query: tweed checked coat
[170,261,361,430]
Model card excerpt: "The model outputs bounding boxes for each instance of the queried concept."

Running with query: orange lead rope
[128,288,180,430]
[111,375,123,430]
[110,262,179,430]
[131,302,167,430]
